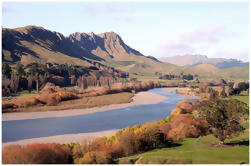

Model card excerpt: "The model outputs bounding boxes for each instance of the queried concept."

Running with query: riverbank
[2,129,119,147]
[2,91,167,121]
[163,87,196,100]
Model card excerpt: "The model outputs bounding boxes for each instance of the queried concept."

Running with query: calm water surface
[2,88,199,142]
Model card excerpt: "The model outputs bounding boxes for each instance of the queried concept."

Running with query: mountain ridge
[2,25,249,80]
[2,25,180,75]
[159,54,249,69]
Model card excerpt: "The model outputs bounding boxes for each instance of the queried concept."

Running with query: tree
[70,75,76,85]
[28,76,33,93]
[2,62,12,78]
[183,74,194,80]
[10,74,19,93]
[220,86,227,98]
[27,65,40,93]
[208,87,219,100]
[227,82,235,95]
[197,99,248,144]
[238,82,249,92]
[77,76,88,90]
[15,62,25,77]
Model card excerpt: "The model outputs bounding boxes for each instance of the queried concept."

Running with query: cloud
[151,26,230,58]
[152,40,195,57]
[106,5,128,14]
[182,26,225,43]
[2,4,13,13]
[83,4,132,23]
[113,16,132,23]
[84,6,103,17]
[83,5,128,16]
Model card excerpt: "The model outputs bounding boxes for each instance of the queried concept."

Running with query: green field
[118,93,249,164]
[118,135,249,164]
[229,92,249,106]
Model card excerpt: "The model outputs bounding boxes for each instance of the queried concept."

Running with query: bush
[37,91,78,105]
[78,151,112,164]
[2,102,17,109]
[136,123,165,151]
[177,101,194,113]
[22,97,39,107]
[2,143,71,164]
[160,114,209,142]
[117,131,140,156]
[57,91,78,101]
[37,93,61,105]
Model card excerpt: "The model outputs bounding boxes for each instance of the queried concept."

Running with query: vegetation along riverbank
[2,83,249,164]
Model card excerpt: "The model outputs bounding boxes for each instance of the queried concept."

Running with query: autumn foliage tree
[2,143,71,164]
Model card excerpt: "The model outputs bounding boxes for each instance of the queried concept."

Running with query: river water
[2,88,199,142]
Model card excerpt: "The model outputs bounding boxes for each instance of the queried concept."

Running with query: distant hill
[159,54,249,69]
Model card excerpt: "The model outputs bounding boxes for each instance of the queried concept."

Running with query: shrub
[136,123,166,151]
[117,131,140,156]
[177,101,194,113]
[2,102,17,109]
[2,143,71,164]
[170,108,182,116]
[78,151,112,164]
[78,151,96,164]
[22,97,39,108]
[37,91,78,105]
[57,91,78,101]
[162,114,209,142]
[37,93,61,105]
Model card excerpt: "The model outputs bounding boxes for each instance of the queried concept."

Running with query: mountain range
[2,25,180,74]
[2,25,249,80]
[159,54,249,69]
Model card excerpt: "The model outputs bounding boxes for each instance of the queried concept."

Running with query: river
[2,88,199,142]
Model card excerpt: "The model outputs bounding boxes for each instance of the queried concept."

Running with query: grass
[228,92,249,106]
[118,135,249,164]
[4,92,133,113]
[10,90,39,98]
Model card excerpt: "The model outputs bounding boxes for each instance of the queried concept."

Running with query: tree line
[159,73,196,81]
[2,62,129,96]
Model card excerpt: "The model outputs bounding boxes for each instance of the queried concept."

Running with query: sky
[2,1,250,61]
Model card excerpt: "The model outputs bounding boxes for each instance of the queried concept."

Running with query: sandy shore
[2,129,119,147]
[2,91,167,121]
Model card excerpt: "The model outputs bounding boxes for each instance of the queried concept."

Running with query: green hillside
[2,26,249,80]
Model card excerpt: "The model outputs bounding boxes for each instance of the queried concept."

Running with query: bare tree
[10,74,19,93]
[28,76,33,93]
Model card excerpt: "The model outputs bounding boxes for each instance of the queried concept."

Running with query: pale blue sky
[2,1,250,61]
